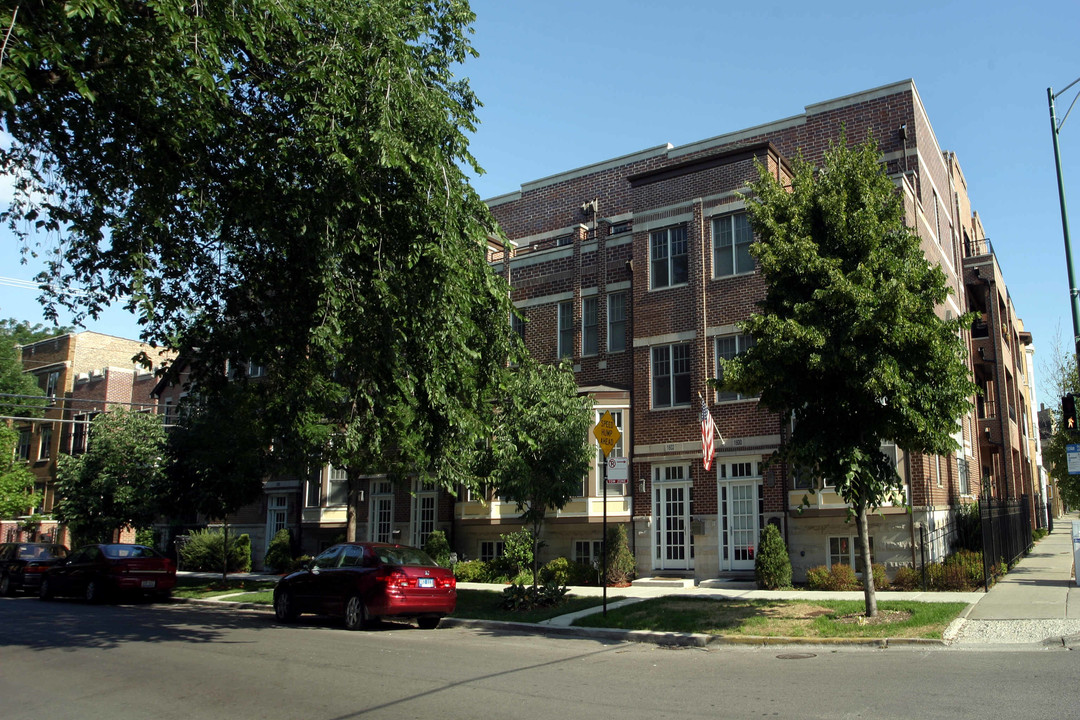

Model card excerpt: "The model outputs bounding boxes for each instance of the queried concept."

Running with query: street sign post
[592,411,622,617]
[1068,444,1080,476]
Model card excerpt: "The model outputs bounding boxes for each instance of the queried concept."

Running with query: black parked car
[39,544,176,603]
[0,542,69,596]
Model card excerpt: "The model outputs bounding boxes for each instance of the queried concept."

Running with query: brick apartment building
[3,331,172,545]
[464,79,1046,581]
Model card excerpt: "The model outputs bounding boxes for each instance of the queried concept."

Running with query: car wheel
[343,595,369,631]
[38,577,52,600]
[85,579,103,604]
[0,573,11,596]
[274,589,299,623]
[417,616,441,630]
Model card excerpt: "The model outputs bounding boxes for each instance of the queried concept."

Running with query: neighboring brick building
[470,79,1044,582]
[3,331,172,545]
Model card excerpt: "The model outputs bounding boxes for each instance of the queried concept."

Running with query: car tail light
[437,576,456,589]
[24,564,48,574]
[378,569,414,589]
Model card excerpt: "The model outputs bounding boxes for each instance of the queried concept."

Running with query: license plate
[141,580,156,589]
[418,578,434,588]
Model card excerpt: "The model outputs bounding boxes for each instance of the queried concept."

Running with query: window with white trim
[828,536,874,570]
[712,212,754,277]
[16,429,31,461]
[652,343,691,408]
[44,371,59,399]
[715,334,756,401]
[38,425,52,461]
[607,293,626,352]
[479,541,504,562]
[650,226,688,288]
[558,301,573,358]
[574,540,603,567]
[582,297,598,356]
[327,465,348,505]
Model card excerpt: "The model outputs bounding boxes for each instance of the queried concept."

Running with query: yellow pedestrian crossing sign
[594,411,621,458]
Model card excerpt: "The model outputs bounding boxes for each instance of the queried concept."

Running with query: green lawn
[450,589,607,623]
[573,597,968,639]
[173,577,278,599]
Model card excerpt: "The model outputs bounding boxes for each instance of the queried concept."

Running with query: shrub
[806,565,830,590]
[891,565,920,590]
[423,530,452,568]
[754,524,792,589]
[263,529,294,573]
[179,529,252,572]
[824,564,859,591]
[501,581,569,611]
[453,559,492,583]
[494,529,534,579]
[953,502,982,553]
[135,528,156,548]
[540,557,573,585]
[604,524,635,586]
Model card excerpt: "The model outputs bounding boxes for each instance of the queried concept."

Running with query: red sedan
[38,544,176,603]
[273,543,456,630]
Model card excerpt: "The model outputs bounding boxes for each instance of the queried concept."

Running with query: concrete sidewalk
[966,513,1080,622]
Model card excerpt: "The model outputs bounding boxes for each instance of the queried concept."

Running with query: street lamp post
[1048,79,1080,367]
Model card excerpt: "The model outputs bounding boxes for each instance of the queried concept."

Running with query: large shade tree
[1,1,516,521]
[721,137,978,617]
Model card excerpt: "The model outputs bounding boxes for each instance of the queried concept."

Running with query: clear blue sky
[2,0,1078,404]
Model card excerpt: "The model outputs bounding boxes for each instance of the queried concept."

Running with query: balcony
[965,237,993,258]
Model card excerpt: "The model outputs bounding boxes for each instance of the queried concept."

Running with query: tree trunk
[346,467,359,542]
[856,502,877,617]
[221,517,229,583]
[531,516,543,588]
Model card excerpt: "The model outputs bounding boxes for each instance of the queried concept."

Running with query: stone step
[631,576,695,588]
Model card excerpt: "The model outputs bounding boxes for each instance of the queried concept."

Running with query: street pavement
[182,513,1080,647]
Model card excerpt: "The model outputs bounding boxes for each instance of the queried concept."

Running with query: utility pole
[1048,79,1080,367]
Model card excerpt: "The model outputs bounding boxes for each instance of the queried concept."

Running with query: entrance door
[718,479,762,571]
[653,467,692,570]
[266,495,288,554]
[370,481,394,543]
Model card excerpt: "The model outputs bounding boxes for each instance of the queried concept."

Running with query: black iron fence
[979,495,1032,591]
[915,497,1033,591]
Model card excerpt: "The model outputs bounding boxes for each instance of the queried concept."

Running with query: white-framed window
[653,464,688,483]
[558,301,573,358]
[38,425,52,461]
[958,457,970,496]
[650,226,688,289]
[574,540,603,567]
[247,361,266,378]
[412,478,437,549]
[594,410,626,496]
[828,536,874,570]
[16,429,31,461]
[44,371,59,399]
[582,297,598,356]
[327,465,348,506]
[370,480,394,543]
[652,343,692,408]
[268,495,288,536]
[479,540,504,562]
[935,456,943,488]
[715,334,756,402]
[718,460,760,480]
[712,212,754,277]
[607,293,626,352]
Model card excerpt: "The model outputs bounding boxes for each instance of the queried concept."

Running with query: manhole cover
[775,653,817,660]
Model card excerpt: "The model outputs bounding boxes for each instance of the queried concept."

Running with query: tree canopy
[721,137,977,616]
[54,408,168,543]
[1039,335,1079,509]
[485,358,594,585]
[2,2,516,499]
[0,318,72,418]
[0,425,39,518]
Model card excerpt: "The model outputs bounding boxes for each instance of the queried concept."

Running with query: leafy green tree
[0,425,39,518]
[0,318,67,418]
[722,138,978,617]
[54,408,167,543]
[1040,333,1080,509]
[485,358,594,586]
[1,2,516,524]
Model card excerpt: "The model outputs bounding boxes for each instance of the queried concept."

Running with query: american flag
[700,398,716,472]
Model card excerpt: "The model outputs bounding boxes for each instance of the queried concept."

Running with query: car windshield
[375,547,438,568]
[101,544,160,559]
